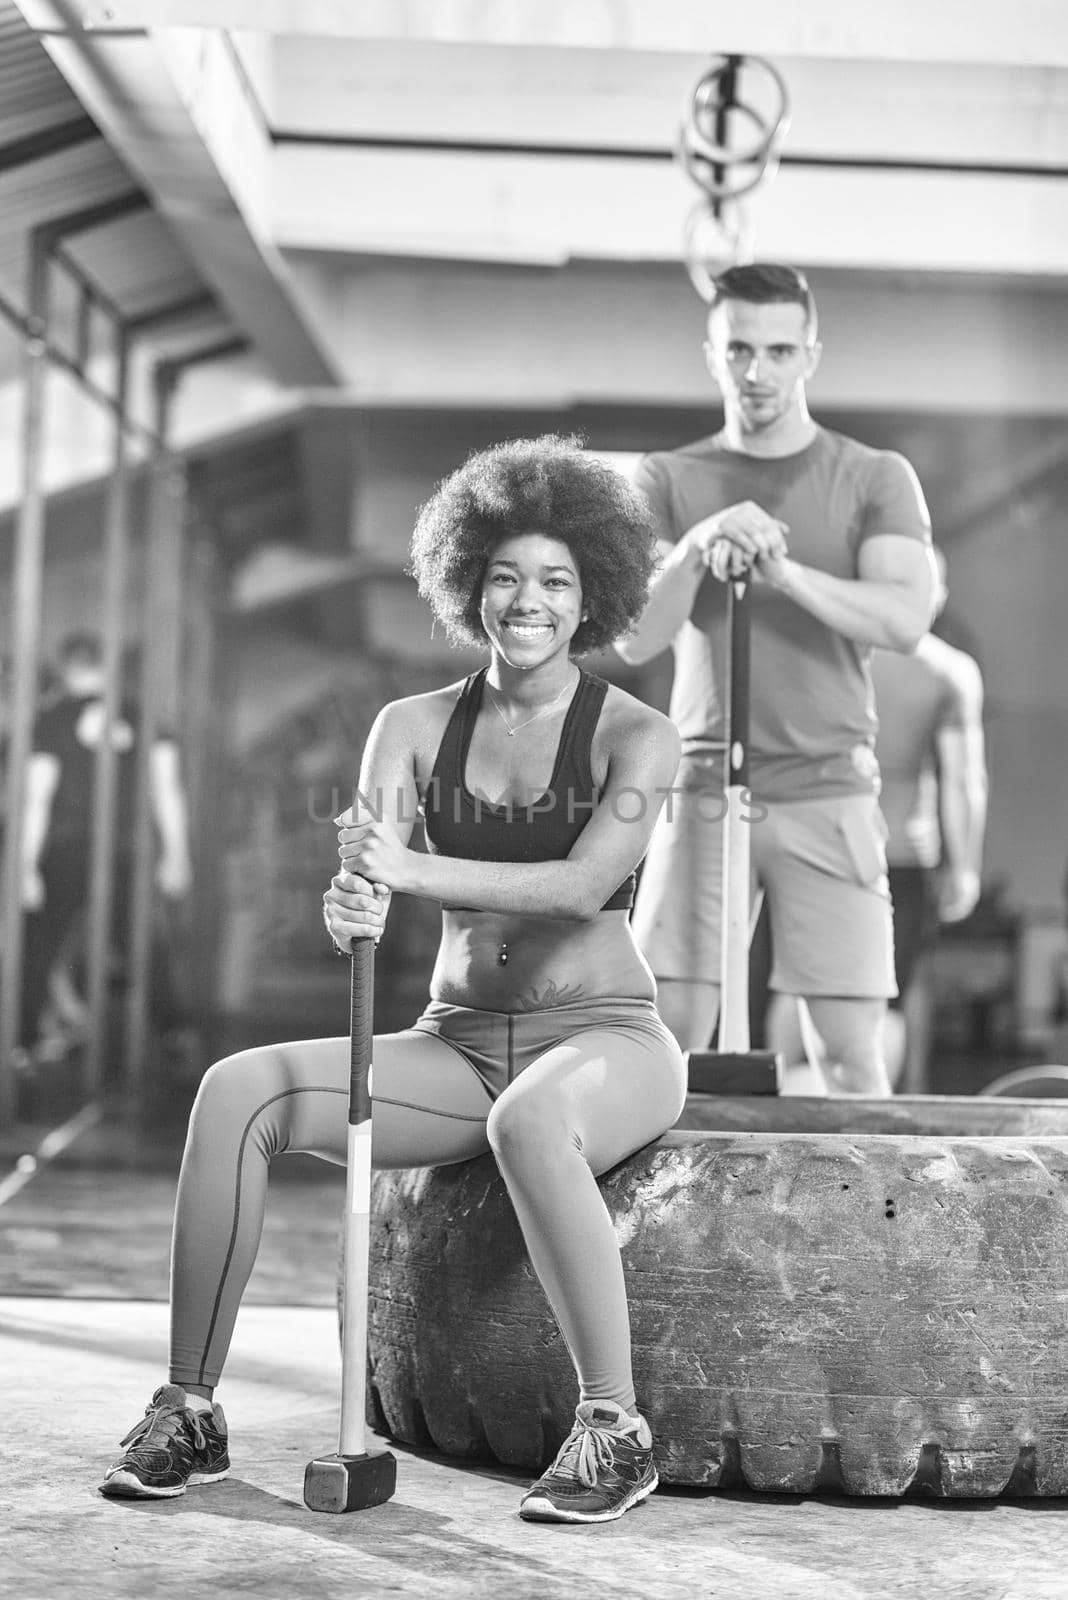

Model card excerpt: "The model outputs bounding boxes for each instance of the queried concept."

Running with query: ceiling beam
[267,42,1068,176]
[282,258,1068,415]
[54,0,1068,69]
[274,144,1068,277]
[0,114,100,173]
[14,1,342,384]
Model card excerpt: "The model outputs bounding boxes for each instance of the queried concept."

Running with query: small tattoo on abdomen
[513,979,587,1012]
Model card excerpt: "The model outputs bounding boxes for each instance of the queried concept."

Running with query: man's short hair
[709,262,818,342]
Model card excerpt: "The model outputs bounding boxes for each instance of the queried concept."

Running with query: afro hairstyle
[408,435,658,656]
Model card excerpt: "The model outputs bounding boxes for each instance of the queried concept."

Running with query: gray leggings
[170,997,686,1413]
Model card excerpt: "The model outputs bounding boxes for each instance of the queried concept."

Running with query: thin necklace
[487,671,577,737]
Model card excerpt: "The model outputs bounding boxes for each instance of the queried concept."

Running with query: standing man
[19,631,193,1060]
[619,262,935,1095]
[868,552,988,1091]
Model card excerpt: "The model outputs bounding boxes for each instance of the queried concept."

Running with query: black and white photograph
[2,4,1068,1597]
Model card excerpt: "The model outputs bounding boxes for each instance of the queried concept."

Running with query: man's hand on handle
[684,501,791,586]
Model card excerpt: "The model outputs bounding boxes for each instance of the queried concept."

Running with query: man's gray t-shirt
[634,426,931,802]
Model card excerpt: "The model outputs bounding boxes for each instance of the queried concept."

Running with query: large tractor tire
[348,1097,1068,1496]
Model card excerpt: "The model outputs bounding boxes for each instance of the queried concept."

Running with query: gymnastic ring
[680,54,791,172]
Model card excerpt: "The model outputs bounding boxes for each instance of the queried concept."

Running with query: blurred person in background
[18,631,193,1065]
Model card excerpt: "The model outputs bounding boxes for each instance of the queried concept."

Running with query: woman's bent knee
[190,1044,296,1134]
[486,1093,573,1166]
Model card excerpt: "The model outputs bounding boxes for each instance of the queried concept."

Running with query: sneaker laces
[119,1390,207,1463]
[546,1411,630,1489]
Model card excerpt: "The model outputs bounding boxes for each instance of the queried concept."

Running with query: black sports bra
[422,667,636,912]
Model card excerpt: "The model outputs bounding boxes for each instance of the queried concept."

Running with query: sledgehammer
[687,573,783,1096]
[304,939,397,1512]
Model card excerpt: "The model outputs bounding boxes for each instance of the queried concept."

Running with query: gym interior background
[2,5,1065,1093]
[2,7,1068,1595]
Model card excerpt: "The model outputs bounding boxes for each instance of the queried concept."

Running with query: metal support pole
[0,180,226,1120]
[75,279,92,374]
[84,331,132,1096]
[182,527,222,1026]
[125,365,185,1085]
[0,234,52,1119]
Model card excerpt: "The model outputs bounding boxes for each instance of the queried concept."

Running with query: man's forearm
[961,731,989,874]
[616,540,705,664]
[149,744,191,869]
[775,560,930,651]
[154,795,191,868]
[937,726,988,877]
[956,775,988,875]
[21,755,59,871]
[939,781,974,874]
[21,809,50,873]
[937,772,985,920]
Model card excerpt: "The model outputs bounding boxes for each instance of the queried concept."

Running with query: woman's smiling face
[480,532,583,666]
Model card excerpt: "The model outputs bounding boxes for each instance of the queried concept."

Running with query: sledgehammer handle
[727,573,751,790]
[349,939,374,1125]
[339,939,375,1457]
[720,576,752,1052]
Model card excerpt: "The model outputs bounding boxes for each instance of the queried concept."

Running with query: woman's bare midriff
[429,908,655,1012]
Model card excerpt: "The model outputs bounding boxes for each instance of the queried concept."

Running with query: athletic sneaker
[519,1400,658,1524]
[99,1384,230,1499]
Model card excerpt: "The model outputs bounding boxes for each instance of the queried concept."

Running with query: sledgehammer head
[303,1448,397,1513]
[686,1049,783,1096]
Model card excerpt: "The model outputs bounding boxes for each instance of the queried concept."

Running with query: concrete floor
[4,1294,1068,1600]
[4,1081,1068,1599]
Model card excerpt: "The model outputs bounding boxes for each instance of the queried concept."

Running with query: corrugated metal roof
[0,7,318,612]
[62,209,209,323]
[0,0,227,384]
[0,1,84,145]
[0,143,141,298]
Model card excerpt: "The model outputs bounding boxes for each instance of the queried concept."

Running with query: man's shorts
[631,753,897,1000]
